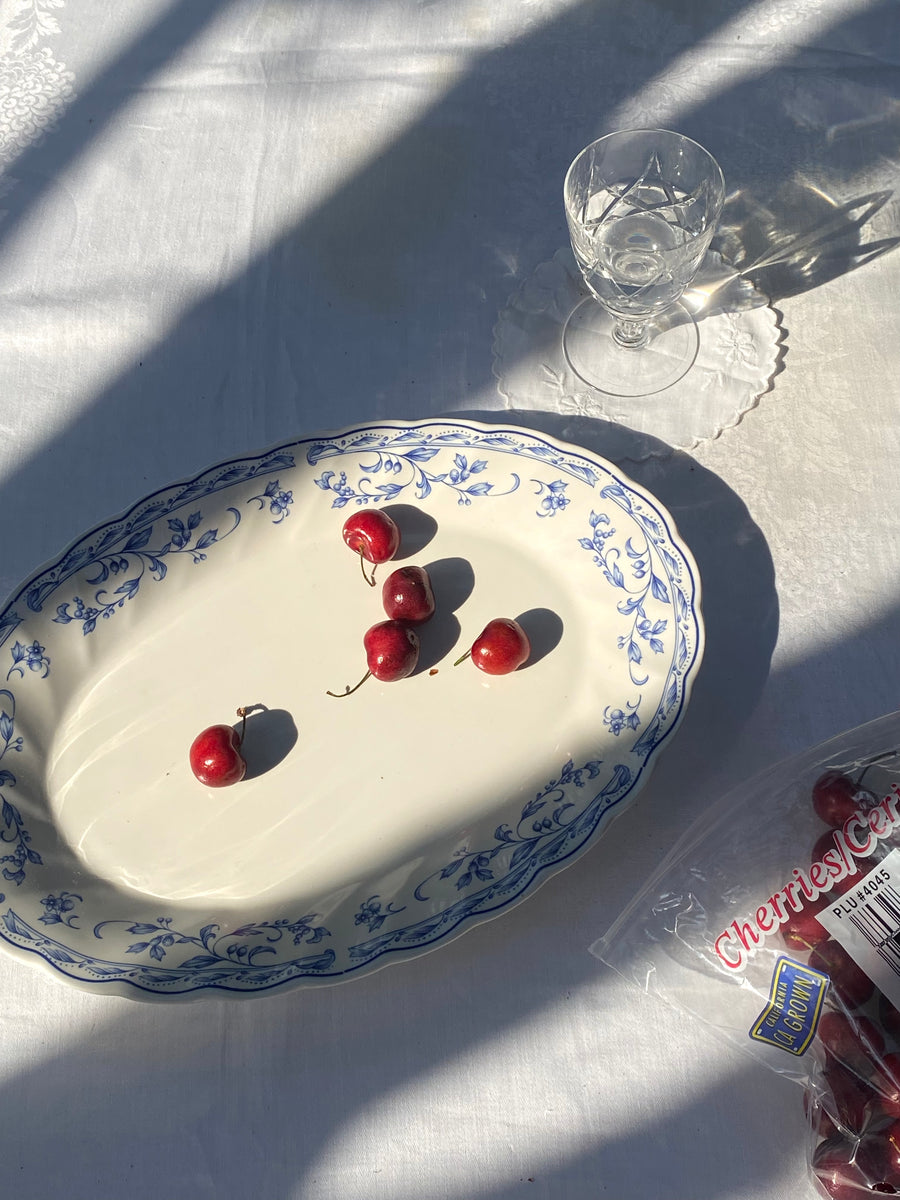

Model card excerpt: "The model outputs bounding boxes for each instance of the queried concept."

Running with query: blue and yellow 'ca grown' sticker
[749,956,830,1056]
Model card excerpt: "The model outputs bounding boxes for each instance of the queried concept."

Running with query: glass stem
[612,318,649,349]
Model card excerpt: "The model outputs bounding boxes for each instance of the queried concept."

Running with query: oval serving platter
[0,419,702,998]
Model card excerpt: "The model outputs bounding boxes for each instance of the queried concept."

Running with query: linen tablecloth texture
[2,0,899,1196]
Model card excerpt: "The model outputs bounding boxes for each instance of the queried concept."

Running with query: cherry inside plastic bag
[806,978,900,1196]
[594,712,900,1199]
[801,781,900,1199]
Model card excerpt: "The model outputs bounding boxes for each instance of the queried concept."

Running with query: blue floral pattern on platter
[94,912,330,967]
[0,689,41,887]
[2,453,295,641]
[39,891,82,927]
[0,421,702,997]
[50,480,292,636]
[313,445,518,507]
[533,479,570,517]
[578,489,677,687]
[7,640,50,681]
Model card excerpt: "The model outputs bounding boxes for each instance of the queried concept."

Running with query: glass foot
[493,248,781,455]
[562,298,699,398]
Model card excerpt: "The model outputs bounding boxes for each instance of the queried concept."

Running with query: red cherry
[814,1133,881,1198]
[327,620,420,697]
[865,1116,900,1188]
[821,1062,877,1136]
[365,620,419,680]
[342,510,400,585]
[870,1052,900,1120]
[782,903,830,953]
[819,1011,885,1074]
[809,940,875,1010]
[813,771,874,827]
[189,709,247,787]
[381,565,435,625]
[456,618,531,675]
[806,1087,841,1141]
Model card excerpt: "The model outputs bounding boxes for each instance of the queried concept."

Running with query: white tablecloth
[2,0,899,1195]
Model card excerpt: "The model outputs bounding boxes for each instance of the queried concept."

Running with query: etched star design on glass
[585,152,689,228]
[563,130,725,398]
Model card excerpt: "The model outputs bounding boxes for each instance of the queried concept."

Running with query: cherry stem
[326,671,372,698]
[358,550,377,587]
[235,707,248,746]
[453,649,471,667]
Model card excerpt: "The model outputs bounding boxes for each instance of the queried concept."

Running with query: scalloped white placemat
[492,248,782,457]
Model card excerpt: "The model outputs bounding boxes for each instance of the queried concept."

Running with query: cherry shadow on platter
[412,555,475,674]
[382,503,438,560]
[236,705,299,781]
[515,607,564,668]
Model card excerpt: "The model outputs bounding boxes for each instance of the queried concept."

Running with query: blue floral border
[0,451,296,649]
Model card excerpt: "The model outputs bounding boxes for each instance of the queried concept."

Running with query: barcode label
[820,847,900,1008]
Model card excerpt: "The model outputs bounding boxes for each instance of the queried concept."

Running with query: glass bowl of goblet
[563,128,726,398]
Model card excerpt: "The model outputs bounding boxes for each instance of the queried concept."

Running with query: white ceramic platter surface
[0,420,702,998]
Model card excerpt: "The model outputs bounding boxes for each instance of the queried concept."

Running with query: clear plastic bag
[594,711,900,1198]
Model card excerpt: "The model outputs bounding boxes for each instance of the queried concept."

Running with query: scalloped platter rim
[0,419,703,999]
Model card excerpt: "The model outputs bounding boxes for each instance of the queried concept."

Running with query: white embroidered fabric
[1,1,899,1198]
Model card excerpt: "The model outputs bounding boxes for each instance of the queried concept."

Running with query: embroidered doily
[492,248,782,457]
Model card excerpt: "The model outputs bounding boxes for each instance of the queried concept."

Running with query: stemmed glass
[563,129,726,398]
